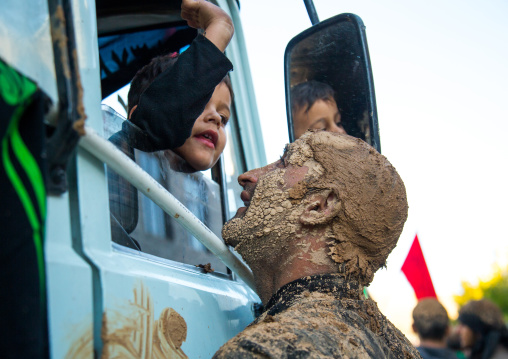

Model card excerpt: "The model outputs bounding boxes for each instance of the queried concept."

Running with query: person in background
[448,325,468,359]
[291,80,346,139]
[457,299,508,359]
[412,298,460,359]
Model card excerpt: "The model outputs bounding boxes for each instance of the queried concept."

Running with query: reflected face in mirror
[293,98,345,139]
[291,80,346,139]
[174,83,231,171]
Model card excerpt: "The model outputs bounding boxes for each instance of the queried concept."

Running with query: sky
[238,0,508,341]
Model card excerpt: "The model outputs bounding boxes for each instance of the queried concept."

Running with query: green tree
[454,265,508,321]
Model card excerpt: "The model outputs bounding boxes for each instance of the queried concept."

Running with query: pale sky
[239,0,508,341]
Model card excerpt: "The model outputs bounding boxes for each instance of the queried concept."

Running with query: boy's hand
[181,0,234,52]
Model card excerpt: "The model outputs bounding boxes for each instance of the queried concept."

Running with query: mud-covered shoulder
[213,293,422,358]
[349,298,422,359]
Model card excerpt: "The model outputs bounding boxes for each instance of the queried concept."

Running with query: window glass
[101,104,228,273]
[222,109,247,219]
[99,24,248,275]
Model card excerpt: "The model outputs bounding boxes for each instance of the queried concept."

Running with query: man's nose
[238,162,279,187]
[238,171,259,188]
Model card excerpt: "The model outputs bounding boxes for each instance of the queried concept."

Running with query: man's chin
[222,229,240,247]
[233,206,248,219]
[222,209,248,247]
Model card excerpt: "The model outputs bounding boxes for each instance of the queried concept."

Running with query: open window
[98,12,247,274]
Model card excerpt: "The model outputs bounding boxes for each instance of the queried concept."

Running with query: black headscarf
[458,299,508,359]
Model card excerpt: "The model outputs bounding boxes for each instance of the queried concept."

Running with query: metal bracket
[303,0,320,25]
[46,0,87,194]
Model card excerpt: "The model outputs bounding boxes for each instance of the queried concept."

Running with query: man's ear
[299,189,341,225]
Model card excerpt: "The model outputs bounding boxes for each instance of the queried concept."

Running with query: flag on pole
[401,234,437,300]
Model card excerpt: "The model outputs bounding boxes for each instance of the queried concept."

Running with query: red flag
[401,234,437,300]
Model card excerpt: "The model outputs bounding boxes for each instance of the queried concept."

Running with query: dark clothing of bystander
[417,346,460,359]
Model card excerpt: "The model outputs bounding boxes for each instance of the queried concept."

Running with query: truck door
[73,0,266,357]
[1,0,266,357]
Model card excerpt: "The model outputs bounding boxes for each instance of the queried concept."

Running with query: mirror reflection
[291,80,346,139]
[285,14,380,152]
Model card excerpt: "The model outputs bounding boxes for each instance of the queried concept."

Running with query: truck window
[99,25,246,274]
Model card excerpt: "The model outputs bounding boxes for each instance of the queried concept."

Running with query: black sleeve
[129,34,233,151]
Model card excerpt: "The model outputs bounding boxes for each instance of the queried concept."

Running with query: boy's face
[174,83,231,171]
[293,98,346,139]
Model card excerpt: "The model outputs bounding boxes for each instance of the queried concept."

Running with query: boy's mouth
[195,130,218,149]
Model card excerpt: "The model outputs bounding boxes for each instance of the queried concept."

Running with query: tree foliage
[454,265,508,321]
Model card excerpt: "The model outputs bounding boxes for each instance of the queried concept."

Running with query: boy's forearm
[205,19,234,53]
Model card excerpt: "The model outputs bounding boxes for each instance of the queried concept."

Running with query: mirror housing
[284,13,380,152]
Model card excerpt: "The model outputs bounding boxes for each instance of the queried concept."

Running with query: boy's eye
[220,115,229,126]
[310,121,326,131]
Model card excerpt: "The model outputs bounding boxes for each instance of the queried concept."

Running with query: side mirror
[284,13,381,152]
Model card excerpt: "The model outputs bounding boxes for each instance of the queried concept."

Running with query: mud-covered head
[223,131,408,287]
[412,298,450,340]
[305,131,408,285]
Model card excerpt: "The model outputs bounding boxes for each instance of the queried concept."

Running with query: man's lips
[194,130,218,149]
[231,188,255,219]
[240,189,251,206]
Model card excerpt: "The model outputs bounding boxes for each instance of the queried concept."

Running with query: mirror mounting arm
[303,0,320,25]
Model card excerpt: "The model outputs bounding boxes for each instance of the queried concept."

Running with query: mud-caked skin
[217,132,416,358]
[222,132,408,302]
[214,274,422,359]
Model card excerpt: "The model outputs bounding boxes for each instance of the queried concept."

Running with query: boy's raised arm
[125,0,234,151]
[181,0,234,52]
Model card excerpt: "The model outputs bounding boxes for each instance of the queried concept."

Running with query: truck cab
[1,0,380,356]
[1,0,266,357]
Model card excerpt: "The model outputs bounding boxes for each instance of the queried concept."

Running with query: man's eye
[276,157,287,169]
[277,145,290,168]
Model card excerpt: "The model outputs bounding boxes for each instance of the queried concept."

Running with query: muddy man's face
[222,134,322,254]
[223,130,409,287]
